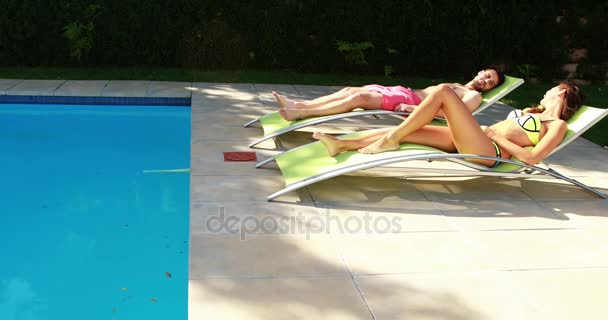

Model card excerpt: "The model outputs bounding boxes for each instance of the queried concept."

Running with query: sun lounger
[244,76,524,147]
[259,105,608,201]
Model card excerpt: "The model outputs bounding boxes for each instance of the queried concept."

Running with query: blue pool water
[0,104,191,320]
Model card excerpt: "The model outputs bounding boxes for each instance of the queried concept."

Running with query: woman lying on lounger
[274,68,504,121]
[313,82,583,167]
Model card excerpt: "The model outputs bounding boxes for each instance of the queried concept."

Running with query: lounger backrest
[480,75,524,108]
[550,105,608,156]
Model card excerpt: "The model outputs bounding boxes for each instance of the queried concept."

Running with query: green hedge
[0,0,606,80]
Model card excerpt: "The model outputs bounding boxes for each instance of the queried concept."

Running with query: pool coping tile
[6,79,66,95]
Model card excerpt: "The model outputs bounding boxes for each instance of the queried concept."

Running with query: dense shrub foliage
[0,0,606,80]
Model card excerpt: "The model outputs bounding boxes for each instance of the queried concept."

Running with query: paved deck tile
[190,175,311,202]
[189,234,345,278]
[147,81,192,97]
[7,79,65,95]
[335,232,488,275]
[0,79,22,94]
[101,80,150,96]
[356,272,539,320]
[441,199,575,231]
[509,269,608,320]
[190,277,372,320]
[54,80,108,96]
[468,229,608,270]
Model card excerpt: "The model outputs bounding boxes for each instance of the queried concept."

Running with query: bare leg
[314,127,456,156]
[272,92,298,109]
[273,87,369,110]
[279,91,383,121]
[313,130,390,156]
[355,84,498,166]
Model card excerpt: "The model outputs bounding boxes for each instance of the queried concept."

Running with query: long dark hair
[558,82,584,120]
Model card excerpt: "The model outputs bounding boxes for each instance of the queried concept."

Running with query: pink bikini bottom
[364,84,422,111]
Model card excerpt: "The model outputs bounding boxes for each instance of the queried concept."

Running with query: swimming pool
[0,104,190,319]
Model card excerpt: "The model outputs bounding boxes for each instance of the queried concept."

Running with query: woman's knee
[429,84,459,102]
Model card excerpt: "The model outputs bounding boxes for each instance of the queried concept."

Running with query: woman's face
[541,86,566,104]
[544,86,566,98]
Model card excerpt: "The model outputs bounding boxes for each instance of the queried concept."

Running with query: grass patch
[1,67,606,145]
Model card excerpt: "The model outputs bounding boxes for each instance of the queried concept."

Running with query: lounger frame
[262,153,607,201]
[259,106,608,201]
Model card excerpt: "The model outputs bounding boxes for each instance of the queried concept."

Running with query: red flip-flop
[223,152,258,162]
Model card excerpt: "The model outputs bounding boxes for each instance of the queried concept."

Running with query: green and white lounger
[244,76,524,147]
[259,105,608,201]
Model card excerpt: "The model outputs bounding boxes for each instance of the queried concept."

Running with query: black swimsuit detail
[490,141,502,168]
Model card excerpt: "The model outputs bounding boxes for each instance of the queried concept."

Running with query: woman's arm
[486,120,568,165]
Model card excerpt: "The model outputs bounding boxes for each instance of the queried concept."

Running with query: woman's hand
[484,127,497,140]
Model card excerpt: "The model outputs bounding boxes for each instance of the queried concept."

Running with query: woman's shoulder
[544,118,568,133]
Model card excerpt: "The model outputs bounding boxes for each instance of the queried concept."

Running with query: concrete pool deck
[4,79,608,319]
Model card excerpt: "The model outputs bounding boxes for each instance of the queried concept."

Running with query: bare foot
[358,136,400,154]
[272,91,297,109]
[313,132,345,156]
[278,108,304,121]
